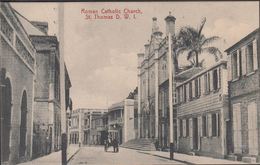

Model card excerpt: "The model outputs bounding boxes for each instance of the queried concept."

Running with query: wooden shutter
[183,119,186,137]
[208,114,212,137]
[198,116,202,137]
[241,47,247,75]
[227,55,232,81]
[177,119,180,138]
[248,101,258,155]
[253,40,258,70]
[192,80,196,98]
[237,49,240,77]
[232,103,242,154]
[199,76,203,96]
[189,118,193,149]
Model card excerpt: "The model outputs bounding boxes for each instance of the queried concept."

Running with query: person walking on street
[113,138,119,152]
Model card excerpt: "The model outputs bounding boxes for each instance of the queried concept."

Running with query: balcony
[96,125,106,131]
[109,117,123,125]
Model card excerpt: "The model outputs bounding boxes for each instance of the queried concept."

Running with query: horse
[104,138,112,152]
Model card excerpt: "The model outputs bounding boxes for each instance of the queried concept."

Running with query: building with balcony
[108,89,138,144]
[176,61,229,158]
[225,28,260,163]
[68,108,108,145]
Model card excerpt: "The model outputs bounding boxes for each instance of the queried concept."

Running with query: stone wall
[1,37,34,164]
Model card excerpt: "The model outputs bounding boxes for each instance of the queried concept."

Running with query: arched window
[1,72,12,162]
[19,90,27,157]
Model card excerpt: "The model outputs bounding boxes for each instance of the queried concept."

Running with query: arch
[19,90,27,157]
[1,76,12,162]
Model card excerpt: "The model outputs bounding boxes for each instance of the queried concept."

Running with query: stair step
[121,138,156,151]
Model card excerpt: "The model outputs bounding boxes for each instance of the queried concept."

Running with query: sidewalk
[139,150,247,164]
[19,144,80,165]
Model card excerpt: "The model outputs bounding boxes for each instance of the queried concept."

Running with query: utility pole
[58,3,67,165]
[165,12,176,160]
[168,33,174,160]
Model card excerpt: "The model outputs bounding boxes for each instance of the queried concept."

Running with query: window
[183,85,187,102]
[177,87,181,103]
[219,68,222,89]
[202,115,207,137]
[213,69,218,90]
[212,113,219,136]
[232,52,238,79]
[186,119,189,137]
[195,79,199,97]
[179,86,183,103]
[239,50,242,76]
[189,82,192,100]
[204,73,210,94]
[198,77,201,96]
[179,119,183,137]
[247,43,254,73]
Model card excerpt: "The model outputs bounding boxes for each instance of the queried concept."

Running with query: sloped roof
[108,101,124,112]
[13,9,46,36]
[225,28,259,53]
[175,67,204,82]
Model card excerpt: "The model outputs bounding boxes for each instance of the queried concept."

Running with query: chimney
[31,21,48,35]
[165,12,176,35]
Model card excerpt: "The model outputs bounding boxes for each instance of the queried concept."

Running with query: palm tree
[176,18,223,67]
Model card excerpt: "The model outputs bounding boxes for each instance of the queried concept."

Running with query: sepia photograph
[0,0,259,164]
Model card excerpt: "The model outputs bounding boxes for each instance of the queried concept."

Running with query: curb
[67,148,81,163]
[137,151,195,165]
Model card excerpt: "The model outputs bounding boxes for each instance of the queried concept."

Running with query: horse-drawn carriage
[104,138,119,152]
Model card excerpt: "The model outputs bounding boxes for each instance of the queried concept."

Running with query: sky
[11,1,259,109]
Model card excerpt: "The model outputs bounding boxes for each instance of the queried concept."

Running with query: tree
[176,18,222,67]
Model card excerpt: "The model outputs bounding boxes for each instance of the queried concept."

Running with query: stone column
[137,53,144,138]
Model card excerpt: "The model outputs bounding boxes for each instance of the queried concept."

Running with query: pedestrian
[104,139,107,152]
[113,138,119,152]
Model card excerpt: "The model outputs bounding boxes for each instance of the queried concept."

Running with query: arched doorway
[1,71,12,162]
[19,91,27,157]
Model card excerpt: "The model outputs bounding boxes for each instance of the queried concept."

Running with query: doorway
[193,118,198,150]
[1,75,12,162]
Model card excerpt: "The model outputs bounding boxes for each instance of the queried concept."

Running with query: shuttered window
[246,43,254,73]
[202,115,207,137]
[179,119,183,137]
[213,69,218,90]
[253,40,258,70]
[183,85,187,102]
[212,113,220,137]
[183,119,186,137]
[232,52,238,79]
[186,118,189,137]
[189,82,192,100]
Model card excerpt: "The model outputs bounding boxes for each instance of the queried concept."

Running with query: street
[68,146,183,165]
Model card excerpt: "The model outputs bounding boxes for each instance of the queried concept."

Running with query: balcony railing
[109,117,123,125]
